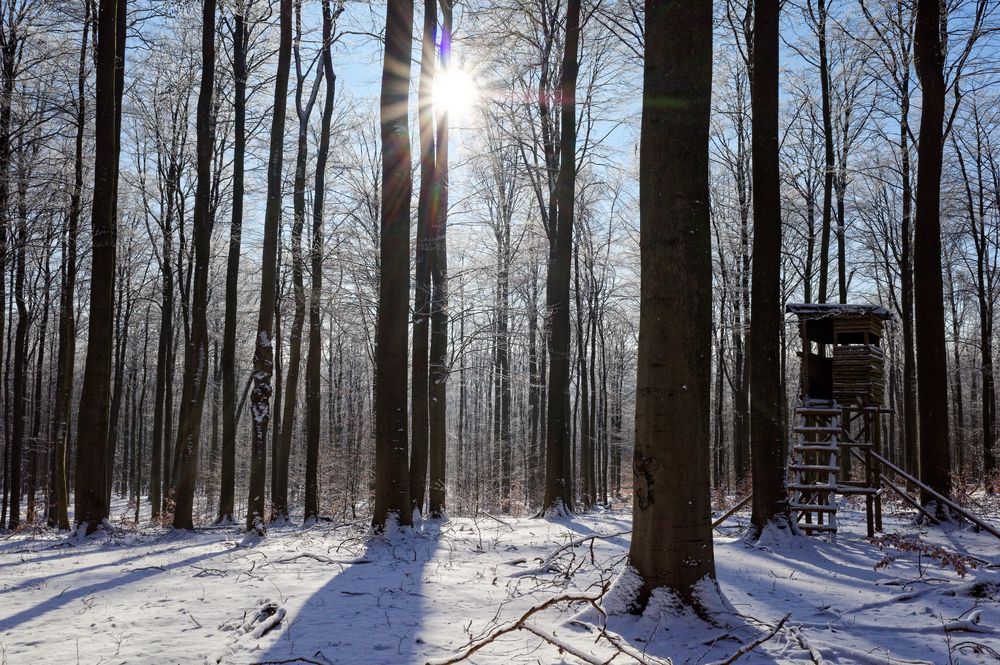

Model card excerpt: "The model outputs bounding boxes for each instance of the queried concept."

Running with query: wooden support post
[874,409,883,531]
[864,410,874,538]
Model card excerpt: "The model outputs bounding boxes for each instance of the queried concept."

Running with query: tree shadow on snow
[0,544,233,633]
[250,520,443,665]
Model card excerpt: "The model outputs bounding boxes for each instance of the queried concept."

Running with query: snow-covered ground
[1,499,999,664]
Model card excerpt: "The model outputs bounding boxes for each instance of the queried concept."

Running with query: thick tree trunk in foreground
[172,0,216,530]
[628,0,716,608]
[247,0,293,533]
[749,0,791,535]
[542,0,580,516]
[913,0,951,511]
[373,0,414,531]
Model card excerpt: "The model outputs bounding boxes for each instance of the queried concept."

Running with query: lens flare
[433,65,478,117]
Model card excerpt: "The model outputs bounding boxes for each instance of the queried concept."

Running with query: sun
[433,65,478,117]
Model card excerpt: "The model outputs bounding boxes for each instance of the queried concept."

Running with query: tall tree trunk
[275,2,320,523]
[428,0,452,519]
[542,0,580,517]
[946,265,964,472]
[956,123,997,490]
[0,0,23,530]
[28,239,52,522]
[527,260,540,502]
[373,0,414,531]
[8,180,27,529]
[498,245,511,512]
[629,0,716,608]
[247,0,293,533]
[816,0,834,304]
[218,3,247,525]
[50,0,89,530]
[75,0,122,533]
[901,98,918,479]
[150,212,173,519]
[912,0,951,511]
[172,0,216,530]
[27,242,51,523]
[106,267,131,513]
[573,237,590,508]
[305,0,339,522]
[749,0,791,535]
[409,0,437,517]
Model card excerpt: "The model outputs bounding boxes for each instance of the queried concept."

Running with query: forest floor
[1,496,999,664]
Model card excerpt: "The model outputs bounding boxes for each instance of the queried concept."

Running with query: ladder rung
[799,523,838,532]
[793,426,842,434]
[790,503,837,512]
[790,464,840,472]
[788,482,836,491]
[794,445,839,452]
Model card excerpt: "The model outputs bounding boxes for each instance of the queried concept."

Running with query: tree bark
[275,1,321,523]
[305,0,339,522]
[913,0,951,511]
[50,2,88,530]
[8,175,27,529]
[542,0,580,516]
[218,2,247,525]
[748,0,791,535]
[74,0,122,533]
[247,0,293,533]
[428,0,452,519]
[816,0,834,304]
[373,0,414,531]
[409,0,437,517]
[172,0,215,530]
[629,0,716,608]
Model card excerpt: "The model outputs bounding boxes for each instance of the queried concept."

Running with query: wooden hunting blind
[785,303,893,540]
[787,303,891,406]
[770,303,1000,543]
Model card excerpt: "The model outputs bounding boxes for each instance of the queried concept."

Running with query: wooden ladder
[789,401,842,540]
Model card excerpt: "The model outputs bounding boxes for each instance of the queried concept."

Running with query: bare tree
[373,0,414,531]
[246,0,292,533]
[74,0,123,533]
[171,0,216,530]
[542,0,580,517]
[749,0,791,535]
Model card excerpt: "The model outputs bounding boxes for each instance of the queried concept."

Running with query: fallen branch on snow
[705,613,789,665]
[786,625,825,664]
[508,531,631,577]
[425,586,610,665]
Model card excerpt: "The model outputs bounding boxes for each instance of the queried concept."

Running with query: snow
[1,499,999,664]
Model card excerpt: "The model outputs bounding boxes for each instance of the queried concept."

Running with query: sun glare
[433,66,479,117]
